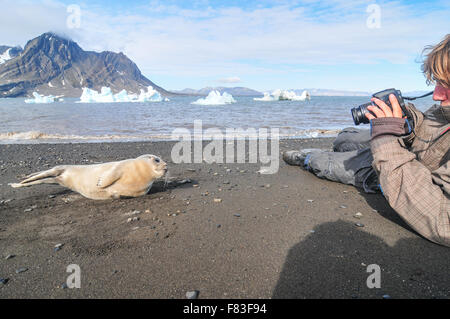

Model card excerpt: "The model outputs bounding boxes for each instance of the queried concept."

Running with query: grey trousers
[305,128,379,193]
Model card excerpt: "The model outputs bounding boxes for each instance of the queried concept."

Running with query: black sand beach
[0,139,449,298]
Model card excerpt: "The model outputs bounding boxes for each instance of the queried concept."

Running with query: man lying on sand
[283,34,450,247]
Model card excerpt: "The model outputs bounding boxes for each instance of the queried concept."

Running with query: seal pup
[10,154,168,200]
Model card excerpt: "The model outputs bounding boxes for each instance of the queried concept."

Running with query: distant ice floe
[191,90,236,105]
[25,92,63,104]
[79,86,167,103]
[254,89,311,102]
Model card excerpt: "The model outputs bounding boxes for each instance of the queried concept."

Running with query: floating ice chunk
[78,86,163,103]
[136,86,163,102]
[253,92,273,101]
[191,90,236,105]
[80,87,114,103]
[25,92,61,104]
[254,89,311,101]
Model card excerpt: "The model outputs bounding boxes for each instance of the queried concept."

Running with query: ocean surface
[0,95,436,144]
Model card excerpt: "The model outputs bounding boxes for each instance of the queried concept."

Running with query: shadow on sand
[272,220,450,298]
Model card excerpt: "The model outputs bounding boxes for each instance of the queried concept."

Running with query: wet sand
[0,139,449,298]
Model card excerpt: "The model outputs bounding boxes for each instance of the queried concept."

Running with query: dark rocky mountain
[173,86,263,96]
[0,33,169,98]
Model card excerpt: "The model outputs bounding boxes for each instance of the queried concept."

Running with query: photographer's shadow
[272,220,450,299]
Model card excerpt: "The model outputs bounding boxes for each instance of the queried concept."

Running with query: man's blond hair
[422,34,450,88]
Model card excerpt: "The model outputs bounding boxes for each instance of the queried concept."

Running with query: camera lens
[351,102,372,125]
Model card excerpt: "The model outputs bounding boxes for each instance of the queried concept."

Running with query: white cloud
[217,77,242,84]
[0,0,448,88]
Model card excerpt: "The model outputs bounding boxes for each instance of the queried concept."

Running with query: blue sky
[1,0,449,92]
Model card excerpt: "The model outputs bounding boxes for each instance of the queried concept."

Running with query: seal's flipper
[96,167,123,188]
[10,177,59,188]
[19,167,65,184]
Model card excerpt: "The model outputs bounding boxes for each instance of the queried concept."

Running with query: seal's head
[139,154,168,179]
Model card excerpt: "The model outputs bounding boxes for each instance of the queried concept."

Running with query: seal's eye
[154,157,160,163]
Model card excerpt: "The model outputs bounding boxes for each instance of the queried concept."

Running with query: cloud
[217,77,242,84]
[0,0,448,89]
[0,0,68,46]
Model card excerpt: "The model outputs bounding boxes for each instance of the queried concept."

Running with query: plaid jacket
[371,104,450,247]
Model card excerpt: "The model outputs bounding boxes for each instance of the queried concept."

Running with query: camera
[351,88,409,125]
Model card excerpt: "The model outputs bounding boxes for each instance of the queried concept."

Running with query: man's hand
[365,94,403,120]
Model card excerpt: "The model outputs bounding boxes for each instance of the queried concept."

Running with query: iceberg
[78,86,164,103]
[254,89,311,102]
[191,90,236,105]
[25,92,62,104]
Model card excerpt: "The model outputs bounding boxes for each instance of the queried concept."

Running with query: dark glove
[370,117,412,140]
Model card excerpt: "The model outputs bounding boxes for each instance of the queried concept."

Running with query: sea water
[0,95,436,144]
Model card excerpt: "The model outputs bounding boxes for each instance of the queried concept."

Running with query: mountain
[172,86,263,96]
[403,90,434,97]
[0,33,169,98]
[293,89,371,97]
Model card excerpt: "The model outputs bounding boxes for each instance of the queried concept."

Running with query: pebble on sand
[355,223,365,227]
[186,290,199,299]
[213,198,222,203]
[354,212,363,219]
[0,278,9,285]
[16,268,28,274]
[5,254,15,260]
[24,206,37,212]
[125,210,141,216]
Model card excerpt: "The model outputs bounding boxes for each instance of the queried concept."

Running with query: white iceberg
[254,89,311,102]
[25,92,63,104]
[191,90,236,105]
[78,86,163,103]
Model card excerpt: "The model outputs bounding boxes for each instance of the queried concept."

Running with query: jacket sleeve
[371,135,450,247]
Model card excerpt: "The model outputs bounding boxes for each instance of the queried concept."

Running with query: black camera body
[351,88,410,125]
